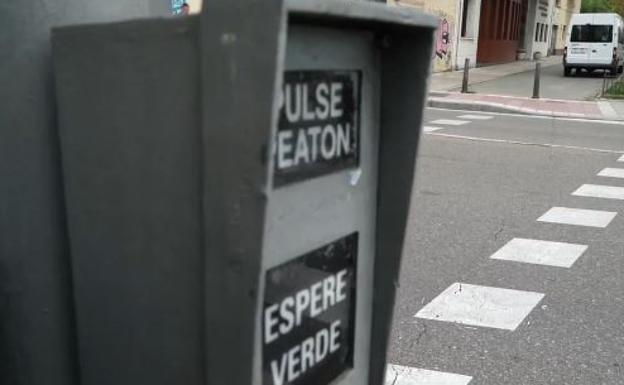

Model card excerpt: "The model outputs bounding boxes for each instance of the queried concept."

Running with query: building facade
[552,0,581,54]
[389,0,580,71]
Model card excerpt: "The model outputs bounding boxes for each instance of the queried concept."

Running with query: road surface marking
[423,126,444,132]
[572,184,624,200]
[598,101,619,120]
[537,207,617,228]
[598,167,624,179]
[426,133,624,155]
[429,119,469,126]
[415,283,544,330]
[489,238,587,268]
[427,107,624,126]
[457,114,493,120]
[618,154,624,162]
[385,365,472,385]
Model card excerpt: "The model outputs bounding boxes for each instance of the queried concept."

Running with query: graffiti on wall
[434,17,453,69]
[436,18,450,58]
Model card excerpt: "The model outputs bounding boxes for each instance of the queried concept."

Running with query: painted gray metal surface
[0,2,164,385]
[50,1,436,384]
[198,1,285,385]
[370,28,435,385]
[53,16,204,385]
[259,25,380,385]
[287,0,438,29]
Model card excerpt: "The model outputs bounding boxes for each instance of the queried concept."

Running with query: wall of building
[553,0,581,53]
[525,0,554,59]
[389,0,461,72]
[477,0,529,64]
[187,0,202,13]
[457,0,483,69]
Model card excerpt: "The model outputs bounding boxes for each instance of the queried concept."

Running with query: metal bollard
[532,62,541,99]
[461,58,470,93]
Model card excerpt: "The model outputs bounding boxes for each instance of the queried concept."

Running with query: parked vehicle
[563,13,624,77]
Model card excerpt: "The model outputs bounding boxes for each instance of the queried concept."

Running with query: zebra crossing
[386,112,624,384]
[422,113,492,134]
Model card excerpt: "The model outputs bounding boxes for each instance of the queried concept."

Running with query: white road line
[618,154,624,162]
[489,238,587,268]
[427,132,624,155]
[457,114,493,120]
[598,167,624,179]
[572,184,624,200]
[427,107,624,126]
[385,365,472,385]
[423,125,444,132]
[537,207,617,228]
[598,101,619,120]
[415,283,544,331]
[429,119,470,126]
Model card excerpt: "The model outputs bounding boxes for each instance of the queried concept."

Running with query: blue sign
[171,0,185,15]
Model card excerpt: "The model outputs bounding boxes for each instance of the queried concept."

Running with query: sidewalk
[428,56,624,121]
[428,92,624,121]
[430,56,562,92]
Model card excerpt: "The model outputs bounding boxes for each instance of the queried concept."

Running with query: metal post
[461,58,470,93]
[532,62,541,99]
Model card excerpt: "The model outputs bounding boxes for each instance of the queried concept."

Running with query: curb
[427,97,606,120]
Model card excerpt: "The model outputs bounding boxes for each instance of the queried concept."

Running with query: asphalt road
[386,108,624,385]
[469,62,608,101]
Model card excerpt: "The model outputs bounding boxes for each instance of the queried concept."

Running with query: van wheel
[564,67,572,77]
[618,65,623,74]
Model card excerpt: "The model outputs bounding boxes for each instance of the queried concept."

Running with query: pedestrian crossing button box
[51,1,436,385]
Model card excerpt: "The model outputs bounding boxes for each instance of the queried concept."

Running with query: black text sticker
[274,71,361,187]
[263,233,358,385]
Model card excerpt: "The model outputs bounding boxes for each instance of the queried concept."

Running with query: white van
[564,13,624,76]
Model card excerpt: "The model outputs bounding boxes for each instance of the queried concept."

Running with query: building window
[535,23,549,42]
[461,0,477,38]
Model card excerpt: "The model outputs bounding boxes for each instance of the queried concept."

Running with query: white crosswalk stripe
[385,365,473,385]
[415,283,544,330]
[572,184,624,200]
[429,119,470,126]
[597,167,624,179]
[457,114,493,120]
[537,207,617,228]
[489,238,587,268]
[423,126,444,132]
[618,154,624,162]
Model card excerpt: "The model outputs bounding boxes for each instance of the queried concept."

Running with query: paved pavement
[430,56,562,93]
[428,93,614,120]
[386,108,624,385]
[427,56,624,121]
[469,62,607,101]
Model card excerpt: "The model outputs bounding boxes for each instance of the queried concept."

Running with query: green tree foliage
[581,0,624,15]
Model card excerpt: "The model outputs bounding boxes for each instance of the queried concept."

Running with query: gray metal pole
[532,62,541,99]
[461,58,470,93]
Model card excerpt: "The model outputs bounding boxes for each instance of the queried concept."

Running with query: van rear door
[570,23,614,65]
[589,15,615,66]
[569,23,591,64]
